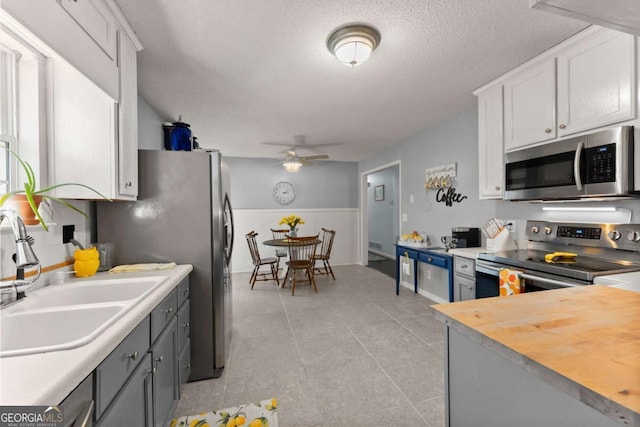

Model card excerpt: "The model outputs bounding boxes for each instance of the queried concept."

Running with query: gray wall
[367,165,399,256]
[360,108,498,246]
[138,95,163,149]
[225,157,358,209]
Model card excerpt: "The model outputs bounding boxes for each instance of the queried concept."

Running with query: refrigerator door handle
[224,193,234,265]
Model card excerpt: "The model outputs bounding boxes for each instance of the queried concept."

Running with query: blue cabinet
[395,245,453,302]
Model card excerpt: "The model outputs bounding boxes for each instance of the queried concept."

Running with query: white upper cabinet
[1,0,119,99]
[477,85,504,199]
[117,31,138,199]
[49,59,118,200]
[58,0,118,60]
[503,58,556,151]
[556,29,636,137]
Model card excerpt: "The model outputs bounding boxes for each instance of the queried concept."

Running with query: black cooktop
[478,249,640,282]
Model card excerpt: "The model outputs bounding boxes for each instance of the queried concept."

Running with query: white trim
[398,280,448,304]
[360,160,402,267]
[233,208,358,213]
[103,0,143,51]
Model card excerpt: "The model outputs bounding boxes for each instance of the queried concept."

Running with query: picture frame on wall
[374,185,384,201]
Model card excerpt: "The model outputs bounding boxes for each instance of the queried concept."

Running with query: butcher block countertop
[431,285,640,427]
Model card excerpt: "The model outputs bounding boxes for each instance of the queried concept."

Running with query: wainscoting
[231,208,360,274]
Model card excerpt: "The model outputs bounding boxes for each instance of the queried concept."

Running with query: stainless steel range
[475,220,640,297]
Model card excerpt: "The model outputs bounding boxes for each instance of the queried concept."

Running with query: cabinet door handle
[128,351,139,361]
[125,181,132,188]
[545,128,552,133]
[148,367,156,375]
[559,124,566,129]
[183,288,189,295]
[156,355,164,363]
[183,322,190,329]
[163,308,173,316]
[185,363,191,369]
[495,186,500,191]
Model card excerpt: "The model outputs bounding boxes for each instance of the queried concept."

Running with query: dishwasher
[418,249,453,303]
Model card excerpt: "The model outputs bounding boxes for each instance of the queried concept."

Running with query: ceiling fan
[263,135,335,172]
[280,150,329,172]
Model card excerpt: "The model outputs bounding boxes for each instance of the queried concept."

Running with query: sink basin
[0,304,126,357]
[24,277,167,309]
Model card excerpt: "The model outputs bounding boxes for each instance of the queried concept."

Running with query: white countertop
[0,264,193,405]
[448,247,489,259]
[593,271,640,293]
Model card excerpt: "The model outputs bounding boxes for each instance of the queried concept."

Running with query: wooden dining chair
[313,228,336,280]
[245,231,279,289]
[270,228,290,272]
[283,234,319,296]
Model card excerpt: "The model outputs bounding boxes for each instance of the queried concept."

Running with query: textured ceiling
[116,0,588,161]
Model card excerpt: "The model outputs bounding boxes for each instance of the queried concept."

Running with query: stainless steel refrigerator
[96,149,234,380]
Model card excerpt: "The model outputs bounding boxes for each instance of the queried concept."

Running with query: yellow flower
[248,418,268,427]
[271,398,277,409]
[170,420,178,427]
[234,415,246,426]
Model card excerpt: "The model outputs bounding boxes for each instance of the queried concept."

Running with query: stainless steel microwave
[503,126,637,201]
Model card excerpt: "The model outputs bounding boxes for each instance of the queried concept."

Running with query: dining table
[262,238,322,288]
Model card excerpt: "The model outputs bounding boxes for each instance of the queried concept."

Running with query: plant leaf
[34,182,112,201]
[44,196,89,218]
[24,183,47,231]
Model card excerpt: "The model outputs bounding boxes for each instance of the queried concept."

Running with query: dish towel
[170,397,278,427]
[108,262,177,273]
[499,268,523,296]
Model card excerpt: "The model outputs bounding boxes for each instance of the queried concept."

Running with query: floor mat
[171,398,278,427]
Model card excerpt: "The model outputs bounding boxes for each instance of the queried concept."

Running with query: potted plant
[0,148,110,231]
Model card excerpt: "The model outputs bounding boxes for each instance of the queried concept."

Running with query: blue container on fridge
[170,116,192,151]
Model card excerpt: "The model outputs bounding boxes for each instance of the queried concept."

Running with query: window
[0,24,47,194]
[0,45,18,194]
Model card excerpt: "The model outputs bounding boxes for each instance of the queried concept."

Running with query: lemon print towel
[171,397,278,427]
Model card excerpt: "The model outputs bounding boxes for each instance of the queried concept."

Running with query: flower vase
[289,227,297,237]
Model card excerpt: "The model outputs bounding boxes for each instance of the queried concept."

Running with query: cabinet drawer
[177,277,190,308]
[151,288,178,343]
[398,247,418,260]
[178,339,191,394]
[177,299,190,352]
[96,353,153,427]
[95,316,150,419]
[419,252,448,269]
[456,276,476,301]
[455,257,475,277]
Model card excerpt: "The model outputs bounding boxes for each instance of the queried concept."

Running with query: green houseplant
[0,148,110,231]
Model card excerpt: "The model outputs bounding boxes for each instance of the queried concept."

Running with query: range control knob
[627,231,640,242]
[530,226,540,234]
[608,230,621,241]
[544,226,553,235]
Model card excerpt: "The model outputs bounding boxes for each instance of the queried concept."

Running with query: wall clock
[273,181,296,205]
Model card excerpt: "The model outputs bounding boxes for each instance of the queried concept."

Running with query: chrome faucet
[0,209,41,308]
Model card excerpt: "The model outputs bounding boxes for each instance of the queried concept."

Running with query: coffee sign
[436,187,468,207]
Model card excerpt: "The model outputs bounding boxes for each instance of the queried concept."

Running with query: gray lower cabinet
[80,276,190,427]
[453,256,476,301]
[152,317,178,427]
[96,354,153,427]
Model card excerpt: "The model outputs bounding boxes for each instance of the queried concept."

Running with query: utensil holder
[486,228,517,251]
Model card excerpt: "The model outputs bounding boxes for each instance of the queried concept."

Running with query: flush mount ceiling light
[327,24,381,67]
[283,160,302,173]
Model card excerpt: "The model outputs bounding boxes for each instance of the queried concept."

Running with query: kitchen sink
[0,304,126,357]
[0,276,168,357]
[21,277,167,309]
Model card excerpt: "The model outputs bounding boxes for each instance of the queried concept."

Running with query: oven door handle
[477,265,581,289]
[574,142,584,191]
[519,273,581,288]
[475,264,501,276]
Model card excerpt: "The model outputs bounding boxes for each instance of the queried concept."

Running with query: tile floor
[175,265,445,426]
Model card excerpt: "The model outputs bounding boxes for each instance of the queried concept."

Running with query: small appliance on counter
[451,227,480,248]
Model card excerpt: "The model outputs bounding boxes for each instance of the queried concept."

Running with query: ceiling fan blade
[300,154,329,161]
[285,150,297,158]
[299,159,314,166]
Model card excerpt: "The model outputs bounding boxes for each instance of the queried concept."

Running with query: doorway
[360,162,401,277]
